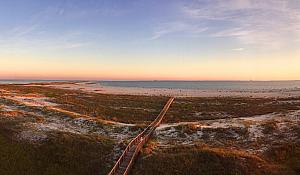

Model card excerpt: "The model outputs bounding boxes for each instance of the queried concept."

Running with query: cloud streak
[181,0,300,49]
[150,21,207,40]
[0,23,91,54]
[232,48,245,51]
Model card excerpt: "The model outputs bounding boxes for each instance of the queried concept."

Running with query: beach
[30,81,300,98]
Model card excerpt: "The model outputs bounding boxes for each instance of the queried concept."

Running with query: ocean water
[1,80,300,91]
[99,81,300,90]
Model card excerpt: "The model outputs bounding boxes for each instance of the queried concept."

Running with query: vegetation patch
[0,120,114,175]
[264,143,300,174]
[132,145,286,175]
[0,85,168,124]
[165,97,300,122]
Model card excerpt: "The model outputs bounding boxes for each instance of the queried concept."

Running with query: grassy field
[1,84,300,175]
[165,97,300,122]
[0,84,170,175]
[131,144,300,175]
[0,120,114,175]
[131,96,300,175]
[0,84,168,123]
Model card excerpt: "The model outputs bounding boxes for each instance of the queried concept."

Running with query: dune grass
[264,142,300,174]
[1,84,299,175]
[0,84,168,123]
[131,145,297,175]
[0,120,114,175]
[165,97,300,122]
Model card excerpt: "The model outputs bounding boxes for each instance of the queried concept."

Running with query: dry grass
[131,145,289,175]
[165,97,300,122]
[0,84,168,124]
[261,120,278,134]
[1,85,299,175]
[0,120,114,175]
[264,142,300,174]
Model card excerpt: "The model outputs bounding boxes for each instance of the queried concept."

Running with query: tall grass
[0,121,114,175]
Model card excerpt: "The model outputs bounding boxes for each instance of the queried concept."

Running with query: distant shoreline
[2,80,300,98]
[18,81,300,98]
[1,80,300,89]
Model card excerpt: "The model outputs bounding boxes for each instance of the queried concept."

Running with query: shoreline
[24,81,300,98]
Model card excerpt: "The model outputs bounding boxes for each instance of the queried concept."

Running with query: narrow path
[108,97,175,175]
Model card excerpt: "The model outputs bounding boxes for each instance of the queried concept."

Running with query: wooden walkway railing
[108,97,175,175]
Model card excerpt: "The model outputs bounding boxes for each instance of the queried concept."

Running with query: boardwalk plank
[108,97,174,175]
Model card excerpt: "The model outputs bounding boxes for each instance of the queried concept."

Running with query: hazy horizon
[1,79,300,82]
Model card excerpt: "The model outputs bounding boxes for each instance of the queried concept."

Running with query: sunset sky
[0,0,300,80]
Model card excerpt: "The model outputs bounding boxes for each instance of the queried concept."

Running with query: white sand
[30,82,300,98]
[0,104,17,112]
[3,95,57,107]
[155,110,300,148]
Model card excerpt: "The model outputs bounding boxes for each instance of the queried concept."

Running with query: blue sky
[0,0,300,80]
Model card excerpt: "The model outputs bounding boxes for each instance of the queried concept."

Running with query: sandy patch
[18,130,48,143]
[0,104,18,112]
[3,95,57,107]
[28,82,300,98]
[155,110,300,150]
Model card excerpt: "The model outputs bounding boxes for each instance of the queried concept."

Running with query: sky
[0,0,300,80]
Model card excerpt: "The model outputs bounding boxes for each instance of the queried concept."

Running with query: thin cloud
[232,48,245,51]
[150,22,207,40]
[10,24,40,38]
[181,0,300,49]
[0,27,92,54]
[0,4,100,54]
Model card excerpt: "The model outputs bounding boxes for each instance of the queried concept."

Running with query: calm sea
[99,81,300,90]
[1,80,300,90]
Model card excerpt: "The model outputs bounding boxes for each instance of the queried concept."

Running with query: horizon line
[0,78,300,82]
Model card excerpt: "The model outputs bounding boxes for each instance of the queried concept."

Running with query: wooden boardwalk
[108,97,175,175]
